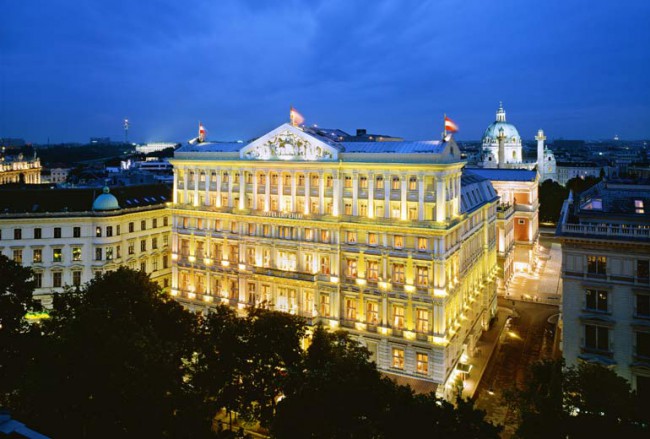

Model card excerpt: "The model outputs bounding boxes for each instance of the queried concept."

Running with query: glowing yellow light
[237,303,246,310]
[404,284,415,293]
[329,319,339,329]
[356,278,367,286]
[404,330,416,340]
[379,326,391,335]
[221,260,230,267]
[24,312,50,321]
[330,276,339,284]
[203,258,212,265]
[188,255,196,263]
[203,295,213,303]
[171,253,179,260]
[220,297,229,304]
[355,322,367,331]
[433,288,447,297]
[238,263,246,270]
[432,336,448,345]
[170,289,179,296]
[378,281,390,290]
[188,292,196,300]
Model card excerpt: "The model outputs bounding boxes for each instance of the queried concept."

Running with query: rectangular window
[153,218,158,229]
[368,233,378,246]
[320,256,330,275]
[394,235,404,249]
[320,294,330,317]
[587,256,607,276]
[392,305,405,329]
[263,249,271,267]
[368,261,379,281]
[393,264,405,284]
[116,245,121,259]
[376,176,384,189]
[34,272,42,288]
[162,255,168,269]
[366,302,379,325]
[359,203,367,217]
[33,249,42,263]
[247,248,255,265]
[128,242,135,255]
[638,260,650,281]
[637,295,650,318]
[409,177,417,191]
[129,222,134,233]
[12,249,22,264]
[141,220,146,231]
[116,225,120,235]
[585,289,608,312]
[73,271,82,287]
[14,229,21,240]
[344,203,352,215]
[345,298,357,320]
[72,247,81,261]
[347,231,357,244]
[152,237,158,249]
[163,217,168,227]
[416,309,430,333]
[417,237,428,251]
[305,228,314,241]
[320,230,330,243]
[417,267,429,287]
[106,247,113,260]
[140,240,146,252]
[95,248,102,261]
[392,348,404,369]
[637,332,650,358]
[95,226,102,237]
[53,272,62,288]
[344,175,352,188]
[140,262,146,272]
[53,248,62,263]
[34,228,42,239]
[346,258,358,278]
[248,224,255,236]
[326,175,333,188]
[585,324,609,351]
[73,227,81,238]
[416,353,429,374]
[391,177,400,190]
[106,226,113,237]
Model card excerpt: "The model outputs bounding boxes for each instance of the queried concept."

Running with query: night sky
[2,0,649,143]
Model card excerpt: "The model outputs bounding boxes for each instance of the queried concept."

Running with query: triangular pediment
[239,124,339,161]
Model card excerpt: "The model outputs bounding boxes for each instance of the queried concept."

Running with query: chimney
[356,129,367,137]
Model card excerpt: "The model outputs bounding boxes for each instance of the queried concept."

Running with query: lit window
[345,298,357,320]
[53,248,63,263]
[346,258,358,278]
[391,177,400,190]
[367,261,379,281]
[366,302,379,325]
[344,176,352,188]
[416,309,429,333]
[394,235,404,248]
[360,176,368,189]
[320,256,330,274]
[417,237,428,251]
[320,294,330,316]
[376,176,384,189]
[393,264,405,283]
[585,289,608,312]
[33,249,42,263]
[347,231,357,244]
[368,233,378,246]
[587,256,607,276]
[12,249,22,265]
[392,348,404,369]
[409,176,417,190]
[345,203,352,215]
[416,353,429,374]
[635,200,645,214]
[417,267,429,287]
[392,305,405,329]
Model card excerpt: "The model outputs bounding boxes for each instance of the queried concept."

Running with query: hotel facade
[170,123,500,396]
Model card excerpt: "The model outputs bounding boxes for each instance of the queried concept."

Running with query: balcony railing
[560,223,650,240]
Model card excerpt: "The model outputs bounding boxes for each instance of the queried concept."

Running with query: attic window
[581,198,602,210]
[636,200,645,214]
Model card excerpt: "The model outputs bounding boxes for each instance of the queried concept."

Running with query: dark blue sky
[2,0,649,143]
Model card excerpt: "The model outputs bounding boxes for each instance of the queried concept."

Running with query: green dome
[92,187,120,211]
[482,103,521,144]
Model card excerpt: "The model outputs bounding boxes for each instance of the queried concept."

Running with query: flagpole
[443,113,447,137]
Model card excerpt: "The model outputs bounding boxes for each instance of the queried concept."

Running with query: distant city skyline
[2,0,649,143]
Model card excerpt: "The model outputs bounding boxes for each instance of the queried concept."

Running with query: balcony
[497,203,514,219]
[560,223,650,241]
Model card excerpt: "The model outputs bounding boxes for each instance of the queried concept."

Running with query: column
[183,168,189,205]
[400,173,407,220]
[384,173,390,219]
[173,169,178,204]
[278,172,284,211]
[204,170,210,206]
[418,174,425,221]
[352,171,359,216]
[319,171,325,215]
[265,171,271,211]
[193,168,199,207]
[368,172,374,218]
[435,176,446,222]
[216,170,222,207]
[227,172,233,208]
[332,170,340,216]
[239,169,245,209]
[253,170,259,210]
[291,171,297,212]
[304,171,310,214]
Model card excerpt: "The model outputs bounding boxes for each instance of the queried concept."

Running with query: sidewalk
[461,306,512,399]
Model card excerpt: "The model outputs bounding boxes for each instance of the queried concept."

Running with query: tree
[538,180,569,223]
[510,359,648,438]
[8,268,207,438]
[0,254,39,335]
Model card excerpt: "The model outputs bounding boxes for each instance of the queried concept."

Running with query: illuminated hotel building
[170,123,499,396]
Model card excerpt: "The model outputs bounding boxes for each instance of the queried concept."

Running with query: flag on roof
[198,122,206,142]
[444,116,458,133]
[290,107,305,126]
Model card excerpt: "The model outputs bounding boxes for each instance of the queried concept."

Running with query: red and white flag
[198,122,206,141]
[444,116,458,133]
[290,107,305,126]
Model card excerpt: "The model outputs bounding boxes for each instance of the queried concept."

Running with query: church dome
[482,103,521,144]
[92,186,120,211]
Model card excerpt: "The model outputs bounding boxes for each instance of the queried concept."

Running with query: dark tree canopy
[538,180,569,223]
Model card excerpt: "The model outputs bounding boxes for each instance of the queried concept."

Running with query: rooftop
[465,168,538,182]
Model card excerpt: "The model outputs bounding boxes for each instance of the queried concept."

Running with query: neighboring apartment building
[0,184,172,306]
[465,169,539,276]
[558,180,650,398]
[169,122,500,398]
[0,153,41,184]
